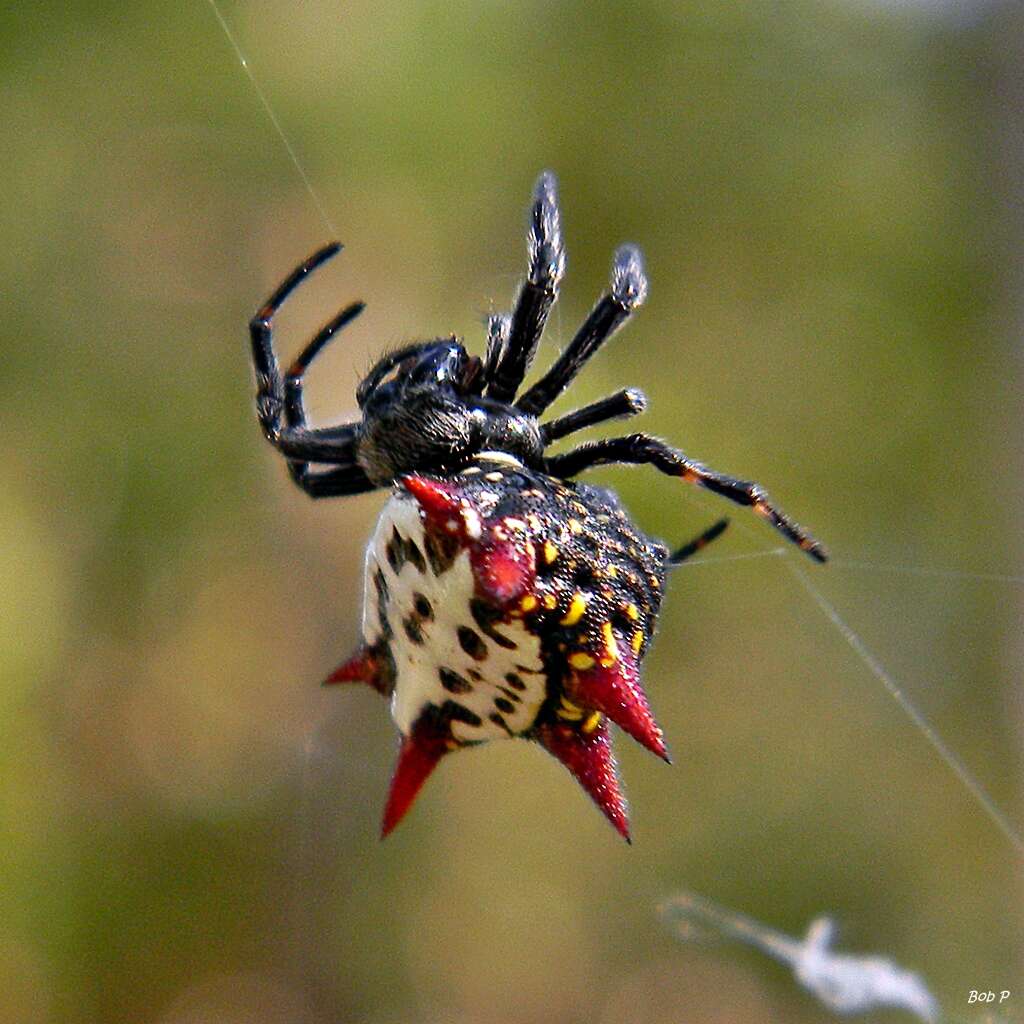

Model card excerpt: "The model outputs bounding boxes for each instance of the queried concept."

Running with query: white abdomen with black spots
[362,492,546,743]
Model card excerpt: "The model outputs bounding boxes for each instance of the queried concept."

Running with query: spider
[248,172,827,841]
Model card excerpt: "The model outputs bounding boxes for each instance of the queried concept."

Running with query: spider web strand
[203,0,337,237]
[784,559,1024,860]
[671,547,787,569]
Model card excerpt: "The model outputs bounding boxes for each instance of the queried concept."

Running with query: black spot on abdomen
[457,626,488,661]
[402,616,425,644]
[405,540,427,574]
[469,599,518,650]
[386,528,406,573]
[489,712,513,735]
[424,530,459,575]
[373,567,393,640]
[441,700,483,729]
[439,667,473,694]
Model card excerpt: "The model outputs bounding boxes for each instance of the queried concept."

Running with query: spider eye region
[354,339,544,485]
[357,340,470,416]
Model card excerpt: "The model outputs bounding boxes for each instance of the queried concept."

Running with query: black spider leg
[248,242,375,497]
[486,172,566,402]
[516,244,648,417]
[282,302,378,498]
[251,242,338,446]
[355,342,433,407]
[668,518,729,565]
[482,313,511,392]
[546,434,828,563]
[540,388,646,444]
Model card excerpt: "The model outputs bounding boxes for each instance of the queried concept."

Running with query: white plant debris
[658,892,940,1023]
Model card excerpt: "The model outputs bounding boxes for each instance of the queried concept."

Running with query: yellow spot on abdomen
[560,592,589,626]
[520,594,538,612]
[543,541,559,564]
[581,711,602,734]
[601,622,619,662]
[569,651,596,670]
[556,696,585,721]
[631,629,644,654]
[625,603,640,621]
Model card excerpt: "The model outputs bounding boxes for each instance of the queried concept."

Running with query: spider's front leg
[540,388,647,443]
[517,244,647,417]
[249,242,341,444]
[281,298,376,497]
[248,243,375,498]
[546,433,828,562]
[486,171,566,402]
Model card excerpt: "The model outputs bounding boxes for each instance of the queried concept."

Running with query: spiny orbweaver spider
[248,172,826,841]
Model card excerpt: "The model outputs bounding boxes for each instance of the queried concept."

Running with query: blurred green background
[2,1,1022,1021]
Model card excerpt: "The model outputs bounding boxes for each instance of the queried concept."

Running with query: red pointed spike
[400,475,471,539]
[565,647,669,761]
[325,645,388,695]
[470,532,536,605]
[380,718,450,838]
[535,718,631,841]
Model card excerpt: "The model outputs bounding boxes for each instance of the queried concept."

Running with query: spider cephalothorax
[249,172,826,840]
[353,339,547,485]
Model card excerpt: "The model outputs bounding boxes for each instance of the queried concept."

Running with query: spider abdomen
[333,451,672,838]
[362,488,547,743]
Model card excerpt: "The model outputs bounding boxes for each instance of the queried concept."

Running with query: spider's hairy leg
[249,242,341,442]
[540,388,647,444]
[668,518,730,565]
[487,171,566,402]
[275,399,374,498]
[355,342,436,408]
[280,294,375,498]
[546,433,828,563]
[283,299,365,430]
[281,361,368,497]
[288,460,375,498]
[482,313,511,391]
[517,245,648,417]
[249,243,375,498]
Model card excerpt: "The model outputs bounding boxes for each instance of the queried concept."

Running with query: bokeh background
[3,1,1023,1021]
